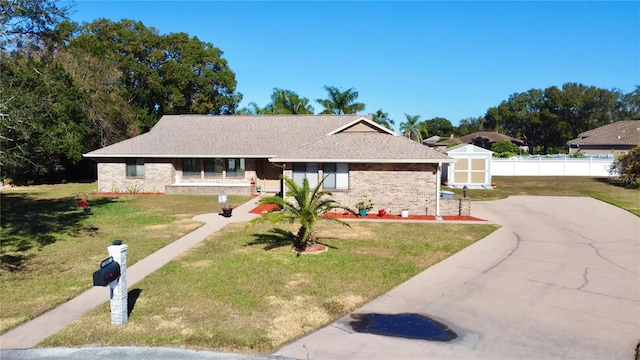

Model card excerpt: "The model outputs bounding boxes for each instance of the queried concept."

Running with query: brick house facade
[85,115,469,217]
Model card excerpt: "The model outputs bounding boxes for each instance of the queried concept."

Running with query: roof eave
[269,158,456,164]
[83,154,276,159]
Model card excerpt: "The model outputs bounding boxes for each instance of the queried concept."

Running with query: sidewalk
[0,197,263,350]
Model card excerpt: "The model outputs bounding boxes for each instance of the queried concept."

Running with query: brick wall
[285,163,470,216]
[438,198,471,216]
[97,159,470,216]
[97,159,173,193]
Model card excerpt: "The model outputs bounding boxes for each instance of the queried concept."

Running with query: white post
[435,163,442,220]
[108,240,128,325]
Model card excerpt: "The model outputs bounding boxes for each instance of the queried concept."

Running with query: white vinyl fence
[492,156,617,177]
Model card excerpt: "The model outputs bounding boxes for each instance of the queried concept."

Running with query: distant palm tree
[253,176,349,251]
[316,86,365,115]
[399,113,423,142]
[372,108,395,130]
[236,102,270,115]
[269,88,314,114]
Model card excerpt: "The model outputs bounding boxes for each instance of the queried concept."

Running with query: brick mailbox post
[93,240,128,325]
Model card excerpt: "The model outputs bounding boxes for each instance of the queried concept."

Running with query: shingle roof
[85,114,367,158]
[273,132,454,163]
[84,114,453,162]
[567,120,640,146]
[457,132,524,145]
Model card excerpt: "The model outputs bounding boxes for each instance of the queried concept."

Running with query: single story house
[436,132,525,152]
[84,114,463,216]
[567,120,640,155]
[442,144,493,189]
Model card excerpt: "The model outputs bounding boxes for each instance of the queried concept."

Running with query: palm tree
[399,113,424,142]
[236,102,270,115]
[253,175,349,251]
[316,85,365,115]
[372,108,395,130]
[269,88,314,114]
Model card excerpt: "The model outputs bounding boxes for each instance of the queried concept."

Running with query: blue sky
[70,1,639,130]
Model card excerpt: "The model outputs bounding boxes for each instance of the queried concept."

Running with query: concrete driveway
[275,196,640,359]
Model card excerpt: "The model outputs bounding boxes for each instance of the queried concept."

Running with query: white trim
[170,183,250,187]
[84,154,276,158]
[270,158,456,164]
[326,116,398,136]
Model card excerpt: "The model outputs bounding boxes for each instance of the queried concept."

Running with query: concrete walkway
[274,196,640,359]
[0,197,263,350]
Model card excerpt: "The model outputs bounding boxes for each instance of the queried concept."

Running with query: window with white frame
[323,163,349,189]
[292,163,318,188]
[126,158,145,177]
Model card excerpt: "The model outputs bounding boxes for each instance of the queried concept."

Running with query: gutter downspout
[271,163,286,199]
[435,162,442,220]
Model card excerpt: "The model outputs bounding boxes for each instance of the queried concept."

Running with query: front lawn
[0,183,250,333]
[41,220,498,353]
[450,176,640,216]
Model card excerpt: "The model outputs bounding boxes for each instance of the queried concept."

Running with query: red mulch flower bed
[249,204,281,214]
[249,204,484,221]
[323,212,485,221]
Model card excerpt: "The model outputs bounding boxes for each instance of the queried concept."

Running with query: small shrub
[610,145,640,188]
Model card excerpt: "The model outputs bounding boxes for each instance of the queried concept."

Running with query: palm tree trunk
[295,226,318,250]
[295,226,307,249]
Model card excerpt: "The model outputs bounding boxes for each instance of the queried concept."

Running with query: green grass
[2,176,637,353]
[41,221,498,353]
[450,176,640,216]
[0,183,250,333]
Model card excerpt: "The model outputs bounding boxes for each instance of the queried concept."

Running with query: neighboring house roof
[421,135,441,146]
[567,120,640,146]
[456,132,524,145]
[84,114,453,163]
[435,137,464,146]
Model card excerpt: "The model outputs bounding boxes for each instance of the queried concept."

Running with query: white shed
[442,144,493,188]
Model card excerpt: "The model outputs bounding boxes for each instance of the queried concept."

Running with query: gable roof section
[567,120,640,146]
[84,114,368,158]
[444,143,493,155]
[327,117,396,136]
[272,132,454,163]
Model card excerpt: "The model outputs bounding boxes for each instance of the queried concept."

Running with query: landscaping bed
[250,204,484,221]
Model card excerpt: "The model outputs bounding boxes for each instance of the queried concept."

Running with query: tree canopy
[1,3,242,184]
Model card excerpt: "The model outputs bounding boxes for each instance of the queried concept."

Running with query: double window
[293,163,318,188]
[126,158,145,177]
[292,163,349,190]
[182,158,244,178]
[323,163,349,190]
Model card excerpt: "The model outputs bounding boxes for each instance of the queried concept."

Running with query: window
[323,163,349,189]
[182,158,199,177]
[293,163,318,188]
[204,159,223,177]
[180,158,245,178]
[126,158,145,177]
[226,158,245,178]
